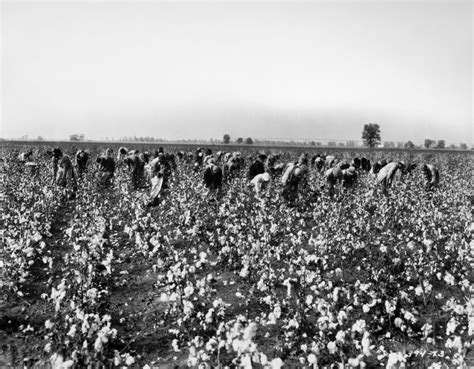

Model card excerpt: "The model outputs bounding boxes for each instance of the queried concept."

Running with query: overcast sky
[1,1,472,144]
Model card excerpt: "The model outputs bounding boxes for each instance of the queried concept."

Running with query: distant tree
[396,142,404,148]
[424,139,435,148]
[436,140,445,149]
[223,134,231,144]
[459,143,468,150]
[37,136,44,141]
[245,137,253,145]
[362,123,381,148]
[404,140,415,149]
[346,140,356,147]
[448,144,457,149]
[310,141,316,146]
[338,142,345,147]
[236,137,243,144]
[70,133,85,141]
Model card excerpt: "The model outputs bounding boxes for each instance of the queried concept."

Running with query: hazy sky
[1,0,472,143]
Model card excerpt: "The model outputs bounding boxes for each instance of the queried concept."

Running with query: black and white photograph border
[0,0,473,367]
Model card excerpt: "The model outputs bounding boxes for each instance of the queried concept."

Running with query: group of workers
[14,146,440,206]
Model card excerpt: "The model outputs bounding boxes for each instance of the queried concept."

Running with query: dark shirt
[248,160,265,180]
[97,156,115,174]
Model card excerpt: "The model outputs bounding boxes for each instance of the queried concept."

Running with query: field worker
[117,147,129,164]
[203,148,214,166]
[248,154,266,180]
[18,150,39,176]
[117,147,128,164]
[51,147,63,184]
[194,148,204,172]
[337,161,350,170]
[75,149,89,179]
[314,156,325,172]
[324,166,343,196]
[250,171,272,198]
[361,157,371,172]
[401,162,417,175]
[96,148,115,188]
[351,157,361,171]
[342,166,358,188]
[223,152,232,163]
[423,164,440,191]
[377,161,404,195]
[325,155,337,169]
[264,154,277,175]
[281,154,309,202]
[56,154,77,193]
[216,151,224,162]
[123,151,146,189]
[203,158,223,193]
[140,151,151,164]
[165,153,177,171]
[371,159,388,175]
[18,150,33,163]
[224,152,243,179]
[147,153,172,207]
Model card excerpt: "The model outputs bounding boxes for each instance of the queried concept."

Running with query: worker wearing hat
[96,148,115,188]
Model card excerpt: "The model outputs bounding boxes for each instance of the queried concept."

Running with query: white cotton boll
[446,317,458,335]
[348,357,360,367]
[386,352,399,368]
[361,332,371,356]
[241,355,252,369]
[205,309,214,324]
[394,318,403,328]
[444,273,455,286]
[337,310,347,324]
[351,319,366,334]
[62,360,74,368]
[403,311,415,323]
[232,339,243,353]
[114,355,121,366]
[267,313,277,325]
[94,336,103,352]
[335,330,345,343]
[67,324,77,337]
[327,341,337,354]
[468,316,474,335]
[273,305,282,319]
[415,286,423,296]
[125,354,135,366]
[184,285,194,297]
[271,357,284,369]
[240,266,249,278]
[308,353,317,364]
[243,323,258,341]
